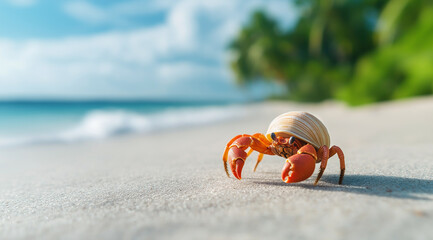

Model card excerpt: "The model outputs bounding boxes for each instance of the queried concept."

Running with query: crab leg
[250,133,272,172]
[314,145,345,185]
[247,148,254,157]
[314,146,329,185]
[253,153,264,172]
[330,145,345,184]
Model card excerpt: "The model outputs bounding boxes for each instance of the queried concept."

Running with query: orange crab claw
[228,145,248,180]
[281,153,316,183]
[281,161,292,182]
[223,134,274,180]
[232,159,244,179]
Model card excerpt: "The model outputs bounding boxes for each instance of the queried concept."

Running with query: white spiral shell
[265,111,330,149]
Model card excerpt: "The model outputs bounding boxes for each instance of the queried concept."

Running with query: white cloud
[64,1,107,25]
[0,0,296,100]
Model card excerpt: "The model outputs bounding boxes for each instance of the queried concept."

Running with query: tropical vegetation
[230,0,433,105]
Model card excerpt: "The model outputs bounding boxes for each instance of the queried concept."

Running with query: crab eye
[289,136,295,144]
[271,132,277,141]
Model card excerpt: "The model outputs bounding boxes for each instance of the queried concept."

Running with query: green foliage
[230,11,294,83]
[340,0,433,105]
[230,0,433,105]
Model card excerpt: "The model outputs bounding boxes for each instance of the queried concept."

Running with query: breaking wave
[0,106,246,147]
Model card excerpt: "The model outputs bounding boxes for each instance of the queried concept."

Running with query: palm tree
[229,11,290,84]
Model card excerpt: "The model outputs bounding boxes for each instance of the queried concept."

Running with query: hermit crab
[222,111,345,185]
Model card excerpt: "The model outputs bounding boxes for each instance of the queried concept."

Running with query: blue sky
[0,0,297,101]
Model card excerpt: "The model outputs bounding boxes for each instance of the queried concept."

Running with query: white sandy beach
[1,98,433,240]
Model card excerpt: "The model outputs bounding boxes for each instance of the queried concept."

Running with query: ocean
[0,100,246,147]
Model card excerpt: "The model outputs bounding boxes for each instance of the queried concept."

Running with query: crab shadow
[251,174,433,200]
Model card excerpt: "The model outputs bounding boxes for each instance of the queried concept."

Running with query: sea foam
[0,105,247,147]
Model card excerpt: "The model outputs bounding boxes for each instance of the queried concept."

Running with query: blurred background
[0,0,432,146]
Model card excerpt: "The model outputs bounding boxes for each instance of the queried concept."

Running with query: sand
[1,98,433,240]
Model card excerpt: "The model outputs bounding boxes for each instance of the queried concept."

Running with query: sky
[0,0,297,101]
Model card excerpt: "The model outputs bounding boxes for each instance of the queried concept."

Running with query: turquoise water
[0,100,243,146]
